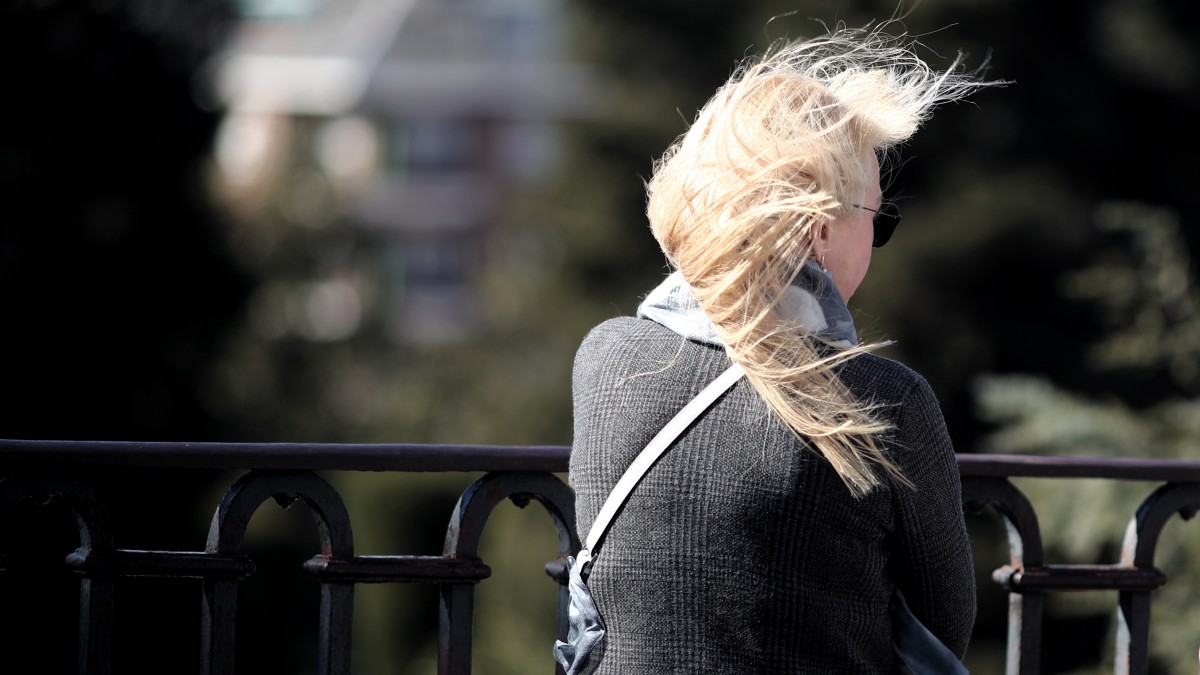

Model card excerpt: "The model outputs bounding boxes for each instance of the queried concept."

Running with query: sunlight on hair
[645,25,1001,497]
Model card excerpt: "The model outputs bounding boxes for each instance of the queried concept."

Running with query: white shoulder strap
[582,362,746,556]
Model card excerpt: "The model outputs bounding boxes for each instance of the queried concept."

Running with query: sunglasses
[854,201,902,248]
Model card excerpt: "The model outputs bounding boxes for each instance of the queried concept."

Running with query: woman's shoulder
[576,316,659,370]
[577,315,675,352]
[841,352,953,466]
[575,318,939,409]
[576,316,719,370]
[838,350,937,408]
[572,316,730,404]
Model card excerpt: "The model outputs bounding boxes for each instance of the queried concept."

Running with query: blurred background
[2,0,1199,673]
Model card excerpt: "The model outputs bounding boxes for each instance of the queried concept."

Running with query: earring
[817,226,830,272]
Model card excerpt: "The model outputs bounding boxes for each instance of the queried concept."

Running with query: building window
[387,120,483,175]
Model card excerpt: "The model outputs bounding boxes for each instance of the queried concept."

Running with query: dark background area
[0,3,254,672]
[1,0,246,442]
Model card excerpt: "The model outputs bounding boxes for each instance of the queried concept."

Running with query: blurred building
[210,0,594,343]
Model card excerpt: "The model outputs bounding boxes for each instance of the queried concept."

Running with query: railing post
[442,471,579,675]
[203,470,356,675]
[77,575,114,675]
[57,477,117,675]
[1114,483,1200,675]
[1,476,118,675]
[962,476,1045,675]
[201,577,240,675]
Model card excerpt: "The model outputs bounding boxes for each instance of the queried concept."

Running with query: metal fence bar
[1114,483,1200,675]
[2,475,118,675]
[204,470,356,675]
[442,472,578,675]
[0,440,573,472]
[962,476,1045,675]
[3,441,1200,675]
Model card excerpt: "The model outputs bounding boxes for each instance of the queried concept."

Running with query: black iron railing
[1,440,1198,675]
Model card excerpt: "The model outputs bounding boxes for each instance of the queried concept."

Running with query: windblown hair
[645,27,992,497]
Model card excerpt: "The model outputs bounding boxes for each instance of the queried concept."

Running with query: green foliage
[975,203,1200,673]
[1064,204,1200,391]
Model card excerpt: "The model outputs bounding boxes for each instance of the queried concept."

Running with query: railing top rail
[956,453,1200,482]
[3,440,1200,482]
[0,439,572,473]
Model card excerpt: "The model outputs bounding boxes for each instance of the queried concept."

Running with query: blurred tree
[976,202,1200,673]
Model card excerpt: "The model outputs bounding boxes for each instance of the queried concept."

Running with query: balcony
[1,440,1198,674]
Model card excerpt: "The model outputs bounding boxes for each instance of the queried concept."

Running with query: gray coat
[569,317,975,673]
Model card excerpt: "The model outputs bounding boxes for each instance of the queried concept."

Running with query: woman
[568,28,994,673]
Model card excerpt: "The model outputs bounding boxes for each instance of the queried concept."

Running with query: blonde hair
[645,27,993,497]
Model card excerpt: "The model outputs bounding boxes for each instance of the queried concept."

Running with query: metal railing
[2,439,1199,675]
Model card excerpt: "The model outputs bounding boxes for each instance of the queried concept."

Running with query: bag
[553,363,968,675]
[891,591,969,674]
[552,551,605,675]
